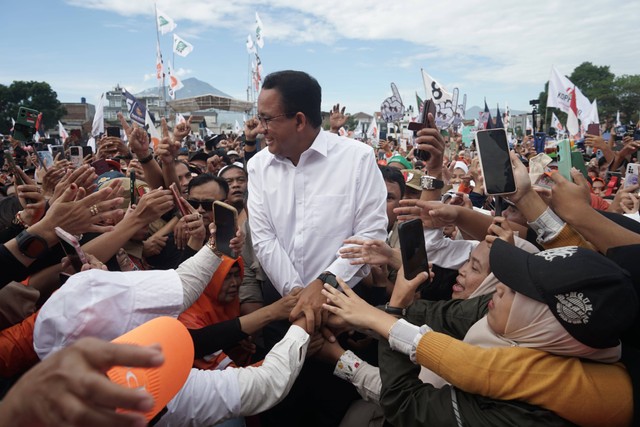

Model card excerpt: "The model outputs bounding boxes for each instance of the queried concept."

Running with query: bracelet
[206,237,223,257]
[384,302,406,317]
[244,139,257,146]
[138,152,154,164]
[12,211,27,228]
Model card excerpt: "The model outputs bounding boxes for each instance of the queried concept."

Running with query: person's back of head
[262,70,322,128]
[379,165,406,199]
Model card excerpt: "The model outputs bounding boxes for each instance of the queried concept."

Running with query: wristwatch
[420,175,445,191]
[317,271,339,288]
[383,302,407,317]
[16,230,49,259]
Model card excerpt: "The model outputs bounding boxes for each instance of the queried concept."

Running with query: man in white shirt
[247,70,388,333]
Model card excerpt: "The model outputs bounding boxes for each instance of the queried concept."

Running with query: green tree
[614,74,640,124]
[0,81,66,135]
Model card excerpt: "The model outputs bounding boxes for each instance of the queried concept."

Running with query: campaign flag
[566,86,580,137]
[380,83,405,123]
[416,92,424,113]
[205,127,214,137]
[157,9,177,35]
[122,89,147,126]
[167,62,183,100]
[145,110,161,150]
[255,13,264,48]
[551,112,564,132]
[546,66,591,121]
[503,103,511,129]
[367,116,379,142]
[34,112,45,138]
[234,120,242,135]
[246,35,257,54]
[92,93,105,136]
[58,121,69,140]
[478,100,493,130]
[173,34,193,57]
[421,69,464,129]
[156,40,164,85]
[495,104,504,128]
[615,110,621,127]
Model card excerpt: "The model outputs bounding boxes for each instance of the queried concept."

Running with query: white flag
[551,113,564,132]
[156,40,164,86]
[615,110,621,127]
[366,116,379,142]
[173,34,194,57]
[167,61,183,100]
[246,35,256,54]
[145,110,161,150]
[421,69,464,129]
[234,120,242,135]
[525,116,533,133]
[546,66,591,122]
[255,13,264,48]
[503,103,511,129]
[92,93,105,137]
[566,86,580,137]
[205,127,214,137]
[157,10,177,35]
[58,121,69,140]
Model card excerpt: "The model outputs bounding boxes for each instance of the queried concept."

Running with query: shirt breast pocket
[310,194,351,236]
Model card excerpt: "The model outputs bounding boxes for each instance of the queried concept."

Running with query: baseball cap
[388,155,412,170]
[189,150,210,163]
[108,316,194,421]
[218,161,245,177]
[490,239,638,349]
[226,150,240,157]
[401,169,424,192]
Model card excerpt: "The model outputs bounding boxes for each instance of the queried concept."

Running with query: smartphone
[13,107,39,142]
[587,123,600,136]
[398,218,429,282]
[82,145,94,158]
[475,129,517,196]
[3,150,24,186]
[570,151,589,180]
[409,100,437,161]
[36,150,53,171]
[55,227,89,272]
[214,201,239,258]
[557,139,572,181]
[69,146,83,167]
[625,163,640,189]
[129,170,137,205]
[106,127,121,138]
[170,183,189,217]
[50,144,65,161]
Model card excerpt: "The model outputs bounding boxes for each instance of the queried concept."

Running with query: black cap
[189,150,210,163]
[490,239,638,349]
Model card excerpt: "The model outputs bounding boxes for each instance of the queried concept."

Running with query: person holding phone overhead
[246,70,388,426]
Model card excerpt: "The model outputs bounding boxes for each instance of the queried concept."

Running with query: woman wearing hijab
[322,241,637,427]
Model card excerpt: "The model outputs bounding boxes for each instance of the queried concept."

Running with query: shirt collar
[267,129,328,166]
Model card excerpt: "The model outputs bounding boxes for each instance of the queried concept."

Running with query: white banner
[157,10,177,35]
[546,66,591,121]
[173,34,194,57]
[421,69,465,128]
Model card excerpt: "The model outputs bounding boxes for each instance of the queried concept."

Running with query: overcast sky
[2,0,638,116]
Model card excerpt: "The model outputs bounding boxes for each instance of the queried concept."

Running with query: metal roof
[168,94,254,113]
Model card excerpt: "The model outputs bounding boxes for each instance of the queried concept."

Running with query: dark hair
[262,70,322,128]
[379,165,405,198]
[187,173,229,199]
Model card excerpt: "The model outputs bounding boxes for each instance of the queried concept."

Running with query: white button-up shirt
[247,130,388,296]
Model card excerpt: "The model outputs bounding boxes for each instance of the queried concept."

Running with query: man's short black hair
[379,165,405,198]
[262,70,322,128]
[187,173,229,199]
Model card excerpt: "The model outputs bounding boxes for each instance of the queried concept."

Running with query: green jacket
[379,296,576,427]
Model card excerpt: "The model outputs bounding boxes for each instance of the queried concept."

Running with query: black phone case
[398,218,429,281]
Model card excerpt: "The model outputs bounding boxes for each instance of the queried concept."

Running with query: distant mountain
[465,105,528,120]
[135,77,231,100]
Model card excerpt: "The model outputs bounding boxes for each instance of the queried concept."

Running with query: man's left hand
[289,279,326,334]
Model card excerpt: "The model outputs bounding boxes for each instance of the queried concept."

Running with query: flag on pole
[173,34,194,57]
[156,40,164,86]
[546,66,591,121]
[34,112,44,139]
[157,9,177,35]
[366,115,379,142]
[551,113,564,133]
[255,13,264,48]
[145,110,161,150]
[205,127,214,137]
[566,86,580,137]
[92,93,105,136]
[234,120,242,135]
[615,110,621,127]
[478,99,492,130]
[503,103,511,129]
[122,89,147,126]
[495,104,504,128]
[58,121,68,140]
[421,69,464,129]
[246,35,257,54]
[167,61,183,100]
[525,116,533,134]
[415,92,424,113]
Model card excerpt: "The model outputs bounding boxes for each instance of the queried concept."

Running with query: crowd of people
[0,69,638,427]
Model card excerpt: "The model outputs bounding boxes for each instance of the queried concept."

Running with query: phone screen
[169,183,188,217]
[129,170,136,205]
[587,123,600,136]
[398,218,429,281]
[106,127,121,138]
[475,129,516,195]
[214,201,238,258]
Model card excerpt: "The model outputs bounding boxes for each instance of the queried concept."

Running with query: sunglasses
[186,199,214,211]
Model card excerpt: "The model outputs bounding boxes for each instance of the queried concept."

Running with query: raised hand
[329,104,348,133]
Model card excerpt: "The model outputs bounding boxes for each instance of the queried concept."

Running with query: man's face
[221,167,247,206]
[257,88,298,159]
[188,180,226,230]
[175,163,192,196]
[385,181,402,230]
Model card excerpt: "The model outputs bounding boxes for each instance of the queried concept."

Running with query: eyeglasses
[257,113,295,130]
[186,199,214,211]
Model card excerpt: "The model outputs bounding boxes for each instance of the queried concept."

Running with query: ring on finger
[90,205,99,216]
